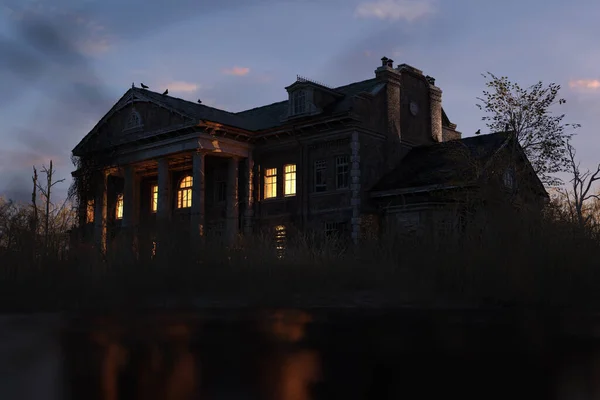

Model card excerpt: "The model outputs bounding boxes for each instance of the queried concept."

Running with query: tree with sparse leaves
[476,72,580,186]
[557,140,600,229]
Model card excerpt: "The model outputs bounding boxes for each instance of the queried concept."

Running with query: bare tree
[476,73,581,186]
[558,140,600,228]
[34,160,65,250]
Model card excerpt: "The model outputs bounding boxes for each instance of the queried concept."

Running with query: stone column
[157,158,171,253]
[123,164,140,256]
[350,131,362,244]
[94,170,108,254]
[429,85,443,143]
[226,157,239,244]
[243,154,254,235]
[190,151,205,245]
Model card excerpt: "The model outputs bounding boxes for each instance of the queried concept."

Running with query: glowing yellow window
[151,184,158,212]
[264,168,277,199]
[86,199,94,223]
[115,194,123,219]
[177,175,193,208]
[284,164,296,197]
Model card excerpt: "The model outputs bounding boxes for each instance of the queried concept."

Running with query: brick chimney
[375,56,402,171]
[428,78,443,143]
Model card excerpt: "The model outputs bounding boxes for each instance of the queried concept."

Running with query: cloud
[161,81,200,93]
[569,79,600,91]
[222,66,250,76]
[354,0,436,22]
[76,37,111,56]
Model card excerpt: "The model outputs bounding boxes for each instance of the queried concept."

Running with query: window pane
[284,164,296,196]
[177,176,193,208]
[116,194,123,219]
[151,185,158,212]
[264,168,277,199]
[336,155,350,189]
[314,160,327,192]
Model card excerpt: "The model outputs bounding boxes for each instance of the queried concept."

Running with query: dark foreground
[2,308,600,399]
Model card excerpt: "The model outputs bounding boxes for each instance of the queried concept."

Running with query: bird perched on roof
[475,129,481,135]
[141,83,149,89]
[197,99,202,104]
[163,89,168,95]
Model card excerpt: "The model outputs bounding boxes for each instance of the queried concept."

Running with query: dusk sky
[1,0,599,203]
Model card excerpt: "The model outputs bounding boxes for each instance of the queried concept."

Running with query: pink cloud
[160,81,200,93]
[569,79,600,90]
[355,0,436,22]
[222,66,250,76]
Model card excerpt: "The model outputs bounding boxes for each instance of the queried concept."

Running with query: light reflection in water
[87,319,197,400]
[259,310,322,400]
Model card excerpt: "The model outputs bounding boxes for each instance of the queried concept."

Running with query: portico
[90,131,254,256]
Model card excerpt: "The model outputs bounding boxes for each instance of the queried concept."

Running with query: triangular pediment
[73,88,196,156]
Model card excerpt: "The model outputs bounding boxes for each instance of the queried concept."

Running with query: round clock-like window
[410,101,419,116]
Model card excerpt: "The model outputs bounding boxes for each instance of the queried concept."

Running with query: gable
[73,89,196,155]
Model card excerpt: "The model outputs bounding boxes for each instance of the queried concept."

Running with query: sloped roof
[132,88,251,130]
[133,78,383,132]
[371,132,511,192]
[234,77,381,130]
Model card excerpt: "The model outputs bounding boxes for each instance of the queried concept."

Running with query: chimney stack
[387,58,394,68]
[381,56,389,67]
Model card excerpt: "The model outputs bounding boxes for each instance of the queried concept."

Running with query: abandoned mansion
[71,57,547,255]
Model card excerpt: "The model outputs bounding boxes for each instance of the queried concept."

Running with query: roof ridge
[133,87,242,117]
[235,99,288,115]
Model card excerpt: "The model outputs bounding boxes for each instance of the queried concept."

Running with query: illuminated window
[115,194,124,220]
[274,225,286,259]
[177,175,193,208]
[151,184,158,213]
[151,240,157,259]
[86,199,94,223]
[264,168,277,199]
[336,155,349,189]
[284,164,296,196]
[314,160,327,192]
[292,90,306,115]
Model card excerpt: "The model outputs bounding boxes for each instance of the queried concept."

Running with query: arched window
[124,108,142,130]
[177,175,193,208]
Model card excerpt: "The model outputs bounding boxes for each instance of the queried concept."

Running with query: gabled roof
[370,132,516,192]
[73,78,385,154]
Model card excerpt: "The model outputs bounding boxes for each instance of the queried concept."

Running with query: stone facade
[72,58,467,256]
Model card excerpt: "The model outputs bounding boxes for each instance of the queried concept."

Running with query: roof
[234,77,381,130]
[130,78,383,132]
[370,132,512,192]
[131,88,251,130]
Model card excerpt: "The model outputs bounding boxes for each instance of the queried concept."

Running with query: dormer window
[124,108,143,131]
[292,90,306,115]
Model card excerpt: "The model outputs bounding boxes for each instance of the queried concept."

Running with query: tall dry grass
[1,203,600,312]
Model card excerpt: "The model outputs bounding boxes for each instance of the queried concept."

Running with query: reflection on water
[9,310,600,399]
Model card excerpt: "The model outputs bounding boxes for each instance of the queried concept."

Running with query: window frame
[314,160,327,193]
[150,184,158,213]
[335,155,350,190]
[263,167,278,199]
[292,90,306,115]
[115,193,124,220]
[177,175,193,209]
[284,164,297,197]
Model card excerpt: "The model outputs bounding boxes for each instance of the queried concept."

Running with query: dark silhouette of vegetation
[476,73,581,186]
